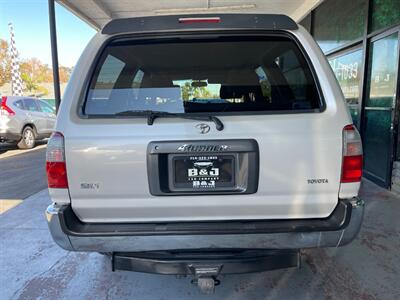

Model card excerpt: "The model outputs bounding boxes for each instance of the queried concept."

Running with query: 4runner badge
[177,144,229,152]
[195,123,210,134]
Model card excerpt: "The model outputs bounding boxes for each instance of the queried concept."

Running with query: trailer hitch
[189,265,222,294]
[111,250,299,294]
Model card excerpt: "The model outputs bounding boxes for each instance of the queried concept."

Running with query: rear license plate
[169,154,235,191]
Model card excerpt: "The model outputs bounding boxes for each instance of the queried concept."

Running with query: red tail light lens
[341,125,363,183]
[46,132,68,188]
[341,155,363,183]
[46,162,68,188]
[178,17,221,24]
[1,96,15,116]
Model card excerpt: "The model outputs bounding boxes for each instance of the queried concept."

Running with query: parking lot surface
[0,147,47,199]
[0,143,47,214]
[0,180,399,299]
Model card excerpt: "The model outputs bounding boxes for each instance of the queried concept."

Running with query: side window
[94,55,125,90]
[132,69,144,88]
[86,54,126,114]
[14,100,25,109]
[23,98,40,112]
[38,100,55,113]
[275,49,315,109]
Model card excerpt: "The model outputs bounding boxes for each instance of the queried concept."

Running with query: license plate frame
[168,154,237,192]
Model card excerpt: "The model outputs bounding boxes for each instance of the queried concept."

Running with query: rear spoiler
[101,14,298,35]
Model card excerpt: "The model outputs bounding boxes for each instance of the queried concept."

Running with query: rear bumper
[0,130,21,142]
[46,198,364,252]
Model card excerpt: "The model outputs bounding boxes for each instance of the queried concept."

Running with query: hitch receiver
[189,265,222,294]
[111,250,299,294]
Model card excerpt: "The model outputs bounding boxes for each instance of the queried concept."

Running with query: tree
[181,81,213,101]
[193,86,212,99]
[19,58,72,95]
[1,44,72,94]
[20,58,44,94]
[59,66,72,83]
[0,39,11,86]
[181,82,193,101]
[20,58,52,83]
[21,73,38,93]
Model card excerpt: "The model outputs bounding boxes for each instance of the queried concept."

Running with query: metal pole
[48,0,61,112]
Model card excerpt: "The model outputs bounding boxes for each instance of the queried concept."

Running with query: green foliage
[181,82,192,101]
[181,81,216,100]
[36,85,49,96]
[21,73,38,92]
[370,0,400,32]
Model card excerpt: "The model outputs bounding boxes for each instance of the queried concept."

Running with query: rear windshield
[84,36,322,115]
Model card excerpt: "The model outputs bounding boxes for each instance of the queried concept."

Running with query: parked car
[45,14,364,293]
[0,96,56,149]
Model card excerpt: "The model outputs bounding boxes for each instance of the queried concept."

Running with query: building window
[369,0,400,33]
[328,48,363,125]
[366,34,398,108]
[313,0,366,53]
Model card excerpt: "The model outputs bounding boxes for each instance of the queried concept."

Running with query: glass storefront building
[300,0,400,190]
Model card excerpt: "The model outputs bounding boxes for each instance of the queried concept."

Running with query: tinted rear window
[84,36,322,115]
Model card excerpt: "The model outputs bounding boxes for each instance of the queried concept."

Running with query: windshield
[84,36,322,115]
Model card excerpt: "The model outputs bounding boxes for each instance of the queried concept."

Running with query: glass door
[363,32,399,187]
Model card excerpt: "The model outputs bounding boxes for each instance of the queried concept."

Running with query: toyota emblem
[195,123,211,134]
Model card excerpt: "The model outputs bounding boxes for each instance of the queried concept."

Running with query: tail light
[341,125,363,183]
[46,132,68,188]
[1,96,15,116]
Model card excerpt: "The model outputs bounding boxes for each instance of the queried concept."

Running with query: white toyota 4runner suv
[45,14,364,293]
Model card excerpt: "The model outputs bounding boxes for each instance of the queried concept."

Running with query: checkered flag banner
[8,23,24,96]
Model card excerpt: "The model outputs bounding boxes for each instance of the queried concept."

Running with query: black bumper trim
[0,132,21,141]
[112,249,300,275]
[59,200,351,237]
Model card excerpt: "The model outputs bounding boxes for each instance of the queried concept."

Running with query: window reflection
[328,48,363,124]
[369,0,400,33]
[313,0,366,53]
[366,33,399,108]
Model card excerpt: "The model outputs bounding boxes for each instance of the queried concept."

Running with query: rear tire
[17,126,36,149]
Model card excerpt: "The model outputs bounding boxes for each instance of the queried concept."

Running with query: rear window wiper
[115,110,224,131]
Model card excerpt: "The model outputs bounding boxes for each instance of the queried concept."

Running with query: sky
[0,0,96,67]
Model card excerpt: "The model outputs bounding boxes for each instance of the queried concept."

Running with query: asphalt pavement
[0,180,399,299]
[0,143,47,213]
